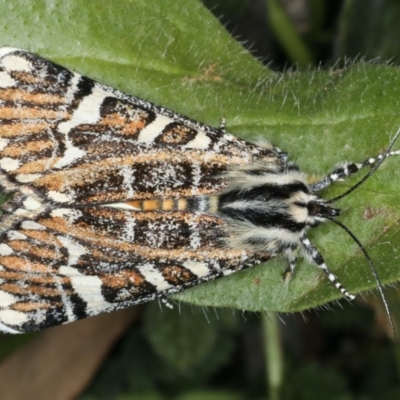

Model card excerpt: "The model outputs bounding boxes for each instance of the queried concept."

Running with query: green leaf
[0,0,399,314]
[143,303,219,373]
[142,303,238,379]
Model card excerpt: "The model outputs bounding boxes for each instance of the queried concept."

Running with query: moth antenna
[328,217,396,338]
[323,129,400,336]
[327,127,400,204]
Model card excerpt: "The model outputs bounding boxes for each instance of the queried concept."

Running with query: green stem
[262,312,284,400]
[266,0,315,66]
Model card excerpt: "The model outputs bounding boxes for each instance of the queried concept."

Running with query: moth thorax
[216,167,316,227]
[209,170,342,254]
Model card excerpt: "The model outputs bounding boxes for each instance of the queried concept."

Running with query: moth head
[301,195,340,228]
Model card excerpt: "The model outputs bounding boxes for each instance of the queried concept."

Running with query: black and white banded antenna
[327,127,400,337]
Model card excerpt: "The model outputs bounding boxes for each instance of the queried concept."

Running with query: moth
[0,48,398,333]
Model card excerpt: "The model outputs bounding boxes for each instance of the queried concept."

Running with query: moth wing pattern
[0,47,278,205]
[0,199,271,333]
[0,48,276,333]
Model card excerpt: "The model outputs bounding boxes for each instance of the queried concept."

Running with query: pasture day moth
[0,48,398,334]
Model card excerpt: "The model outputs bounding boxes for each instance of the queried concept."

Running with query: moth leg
[160,296,173,309]
[219,118,226,133]
[311,149,400,192]
[300,236,355,300]
[282,249,298,283]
